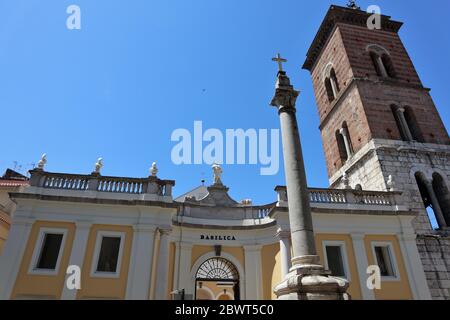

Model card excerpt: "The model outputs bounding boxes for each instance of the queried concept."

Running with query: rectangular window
[325,245,346,278]
[96,236,122,273]
[36,233,64,270]
[374,246,395,277]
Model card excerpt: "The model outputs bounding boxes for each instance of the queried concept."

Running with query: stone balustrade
[275,186,403,207]
[253,205,273,219]
[29,170,175,197]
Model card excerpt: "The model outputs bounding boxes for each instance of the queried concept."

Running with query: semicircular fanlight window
[196,258,239,281]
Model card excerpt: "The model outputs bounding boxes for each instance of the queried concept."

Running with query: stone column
[270,69,348,300]
[330,77,339,100]
[396,107,414,141]
[424,180,447,228]
[339,127,353,158]
[276,229,292,278]
[350,233,375,300]
[125,225,157,300]
[0,217,33,300]
[61,221,92,300]
[244,245,262,300]
[376,55,389,78]
[155,229,171,300]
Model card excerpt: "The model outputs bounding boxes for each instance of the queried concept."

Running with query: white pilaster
[350,233,375,300]
[155,229,171,300]
[277,230,291,278]
[61,221,92,300]
[173,242,193,298]
[125,225,157,300]
[398,233,432,300]
[0,217,33,300]
[244,245,263,300]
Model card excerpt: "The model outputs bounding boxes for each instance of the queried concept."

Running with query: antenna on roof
[12,161,22,173]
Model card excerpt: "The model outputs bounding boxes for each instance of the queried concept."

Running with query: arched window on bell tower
[432,172,450,226]
[381,54,396,78]
[404,106,424,142]
[335,122,353,166]
[335,129,348,164]
[391,104,424,142]
[367,44,396,79]
[391,104,411,141]
[324,64,340,103]
[415,172,449,230]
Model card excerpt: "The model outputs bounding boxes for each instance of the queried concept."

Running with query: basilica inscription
[200,235,236,241]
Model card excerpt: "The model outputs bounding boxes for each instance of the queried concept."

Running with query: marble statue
[94,158,103,174]
[387,175,395,191]
[150,162,158,177]
[212,162,223,185]
[37,154,47,170]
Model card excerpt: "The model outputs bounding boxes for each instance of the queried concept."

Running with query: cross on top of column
[272,53,287,72]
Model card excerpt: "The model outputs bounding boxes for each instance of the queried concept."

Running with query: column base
[274,255,350,300]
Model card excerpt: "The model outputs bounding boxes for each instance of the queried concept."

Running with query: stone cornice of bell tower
[329,138,450,188]
[303,5,403,71]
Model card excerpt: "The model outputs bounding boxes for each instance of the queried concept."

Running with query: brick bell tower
[303,4,450,234]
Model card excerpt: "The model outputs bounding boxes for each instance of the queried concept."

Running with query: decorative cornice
[272,205,413,217]
[9,192,179,209]
[303,5,403,71]
[172,220,277,231]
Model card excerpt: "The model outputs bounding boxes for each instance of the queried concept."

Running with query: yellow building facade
[1,4,447,301]
[0,167,431,300]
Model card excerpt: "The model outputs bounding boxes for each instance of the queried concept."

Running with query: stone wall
[331,139,450,234]
[416,233,450,300]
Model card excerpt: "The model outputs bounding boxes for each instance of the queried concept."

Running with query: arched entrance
[195,257,240,300]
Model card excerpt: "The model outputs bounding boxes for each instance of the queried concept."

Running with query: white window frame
[29,227,68,276]
[322,241,351,281]
[371,241,401,281]
[90,231,125,279]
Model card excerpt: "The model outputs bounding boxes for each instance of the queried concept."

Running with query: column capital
[176,242,193,250]
[399,233,417,242]
[276,228,291,240]
[244,244,262,252]
[159,228,172,236]
[12,216,35,226]
[133,224,157,233]
[423,179,433,188]
[270,71,299,113]
[350,233,366,241]
[75,220,93,229]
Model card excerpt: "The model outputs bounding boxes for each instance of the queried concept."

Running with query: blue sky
[0,0,449,205]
